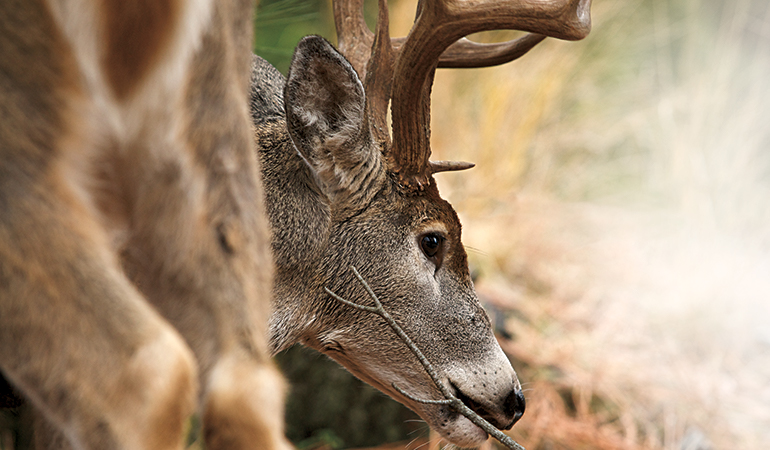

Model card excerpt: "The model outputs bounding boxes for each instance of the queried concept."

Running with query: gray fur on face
[250,36,523,447]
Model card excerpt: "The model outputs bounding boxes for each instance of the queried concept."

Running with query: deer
[0,0,289,449]
[250,0,590,447]
[0,0,590,448]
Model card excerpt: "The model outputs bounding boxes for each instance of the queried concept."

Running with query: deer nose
[502,389,526,429]
[452,380,526,431]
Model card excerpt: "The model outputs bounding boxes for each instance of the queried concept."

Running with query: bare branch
[325,266,526,450]
[324,290,379,313]
[392,383,453,405]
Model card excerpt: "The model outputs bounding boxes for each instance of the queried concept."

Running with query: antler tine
[364,0,396,145]
[428,160,475,174]
[391,33,546,69]
[389,0,592,190]
[333,0,374,78]
[439,34,547,68]
[334,1,546,75]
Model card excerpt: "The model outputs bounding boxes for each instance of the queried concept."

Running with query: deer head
[253,0,590,446]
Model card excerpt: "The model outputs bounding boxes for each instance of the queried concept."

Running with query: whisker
[405,436,421,449]
[465,245,488,256]
[408,425,430,436]
[413,439,430,450]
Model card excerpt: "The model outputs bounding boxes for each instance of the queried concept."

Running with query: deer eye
[419,233,445,267]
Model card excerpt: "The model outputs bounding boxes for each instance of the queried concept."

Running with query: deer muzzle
[423,345,523,446]
[451,379,526,430]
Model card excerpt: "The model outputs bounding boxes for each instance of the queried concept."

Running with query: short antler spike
[429,160,475,174]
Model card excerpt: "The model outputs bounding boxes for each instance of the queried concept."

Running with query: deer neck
[249,56,333,352]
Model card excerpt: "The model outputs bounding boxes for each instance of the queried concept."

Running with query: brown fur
[0,0,288,449]
[101,0,181,99]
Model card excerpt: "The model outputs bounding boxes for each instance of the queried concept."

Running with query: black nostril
[503,389,526,428]
[513,390,526,422]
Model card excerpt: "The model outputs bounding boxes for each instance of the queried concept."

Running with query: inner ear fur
[284,36,384,212]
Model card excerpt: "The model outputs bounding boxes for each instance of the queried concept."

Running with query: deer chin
[317,348,484,446]
[430,411,489,447]
[387,383,494,447]
[378,379,492,447]
[315,333,522,447]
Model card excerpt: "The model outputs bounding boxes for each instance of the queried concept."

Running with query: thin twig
[392,383,453,405]
[325,266,526,450]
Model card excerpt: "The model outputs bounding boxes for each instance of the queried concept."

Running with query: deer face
[259,0,590,444]
[323,190,525,446]
[276,36,524,446]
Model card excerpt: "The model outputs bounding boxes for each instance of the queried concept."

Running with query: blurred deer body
[0,0,288,449]
[250,0,591,446]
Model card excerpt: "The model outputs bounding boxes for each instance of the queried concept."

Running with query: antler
[390,0,591,189]
[333,0,592,191]
[395,34,547,69]
[333,0,372,79]
[333,3,550,72]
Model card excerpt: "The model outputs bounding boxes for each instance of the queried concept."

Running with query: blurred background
[255,0,770,449]
[2,1,768,449]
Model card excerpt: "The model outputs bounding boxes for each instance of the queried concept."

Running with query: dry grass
[379,0,770,449]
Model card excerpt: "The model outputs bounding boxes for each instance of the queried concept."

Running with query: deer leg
[120,162,291,450]
[121,202,291,450]
[113,115,290,449]
[110,1,291,444]
[0,179,198,450]
[201,353,289,450]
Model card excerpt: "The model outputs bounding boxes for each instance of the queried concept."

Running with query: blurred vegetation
[254,0,379,74]
[254,0,333,74]
[276,346,423,449]
[430,0,770,449]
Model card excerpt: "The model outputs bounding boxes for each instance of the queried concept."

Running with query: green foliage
[253,0,383,74]
[254,0,334,74]
[0,403,32,450]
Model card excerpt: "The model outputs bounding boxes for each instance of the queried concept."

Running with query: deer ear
[284,36,383,210]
